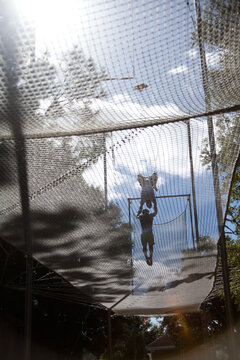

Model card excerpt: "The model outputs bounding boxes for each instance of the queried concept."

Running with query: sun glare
[14,0,86,50]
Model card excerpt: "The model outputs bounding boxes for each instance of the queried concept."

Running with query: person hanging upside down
[137,206,157,266]
[137,172,158,216]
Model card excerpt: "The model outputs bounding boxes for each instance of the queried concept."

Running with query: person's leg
[148,245,153,266]
[143,245,150,265]
[143,245,148,259]
[149,244,153,258]
[148,188,156,210]
[148,234,154,266]
[150,172,158,191]
[153,198,157,210]
[137,174,145,188]
[141,234,150,265]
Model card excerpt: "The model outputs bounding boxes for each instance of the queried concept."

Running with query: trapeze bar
[128,194,190,201]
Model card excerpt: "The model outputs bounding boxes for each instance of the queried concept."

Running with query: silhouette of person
[137,206,157,266]
[137,172,158,216]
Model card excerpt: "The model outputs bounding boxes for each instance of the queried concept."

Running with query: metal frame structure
[128,194,195,248]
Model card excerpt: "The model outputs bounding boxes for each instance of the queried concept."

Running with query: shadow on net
[0,200,133,305]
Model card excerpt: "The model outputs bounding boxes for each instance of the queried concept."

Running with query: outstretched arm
[137,174,145,188]
[151,204,158,217]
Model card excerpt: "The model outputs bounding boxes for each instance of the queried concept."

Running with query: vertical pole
[188,196,195,249]
[24,256,33,360]
[107,309,113,360]
[128,199,132,228]
[103,134,108,209]
[133,317,137,360]
[194,0,235,355]
[186,120,199,245]
[128,199,134,293]
[1,3,33,359]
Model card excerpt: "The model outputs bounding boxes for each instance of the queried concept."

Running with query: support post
[133,317,136,360]
[128,199,132,228]
[2,3,33,359]
[107,309,113,360]
[188,196,195,249]
[128,199,134,293]
[194,0,235,356]
[24,255,33,360]
[103,134,108,209]
[186,120,199,246]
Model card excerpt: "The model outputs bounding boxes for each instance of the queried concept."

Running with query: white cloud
[206,51,221,68]
[111,93,132,103]
[92,98,186,127]
[187,49,198,59]
[168,65,188,75]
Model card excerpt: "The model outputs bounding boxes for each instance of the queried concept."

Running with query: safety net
[0,0,239,315]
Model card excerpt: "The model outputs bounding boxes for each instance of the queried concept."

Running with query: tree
[199,0,240,107]
[193,0,240,235]
[1,1,107,171]
[196,0,240,310]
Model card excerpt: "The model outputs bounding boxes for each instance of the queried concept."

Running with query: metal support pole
[128,199,134,293]
[103,134,108,209]
[107,309,113,360]
[24,255,33,360]
[2,3,33,359]
[186,120,199,246]
[133,317,137,360]
[128,199,132,228]
[188,196,195,249]
[194,0,235,356]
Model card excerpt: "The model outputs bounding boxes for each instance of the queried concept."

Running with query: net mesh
[0,0,239,315]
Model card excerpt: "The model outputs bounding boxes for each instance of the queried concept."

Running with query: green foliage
[200,116,240,205]
[61,45,106,101]
[196,0,240,236]
[110,316,163,360]
[222,237,240,310]
[227,167,240,237]
[200,0,240,106]
[196,0,240,318]
[160,313,204,350]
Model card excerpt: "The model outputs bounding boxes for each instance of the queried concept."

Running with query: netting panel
[0,118,239,313]
[0,0,239,138]
[0,0,239,315]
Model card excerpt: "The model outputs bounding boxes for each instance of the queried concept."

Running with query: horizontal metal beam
[128,194,190,201]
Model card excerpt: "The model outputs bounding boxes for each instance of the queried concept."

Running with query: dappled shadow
[0,184,133,306]
[145,271,214,293]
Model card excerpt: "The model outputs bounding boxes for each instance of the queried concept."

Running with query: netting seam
[1,104,240,141]
[0,127,145,216]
